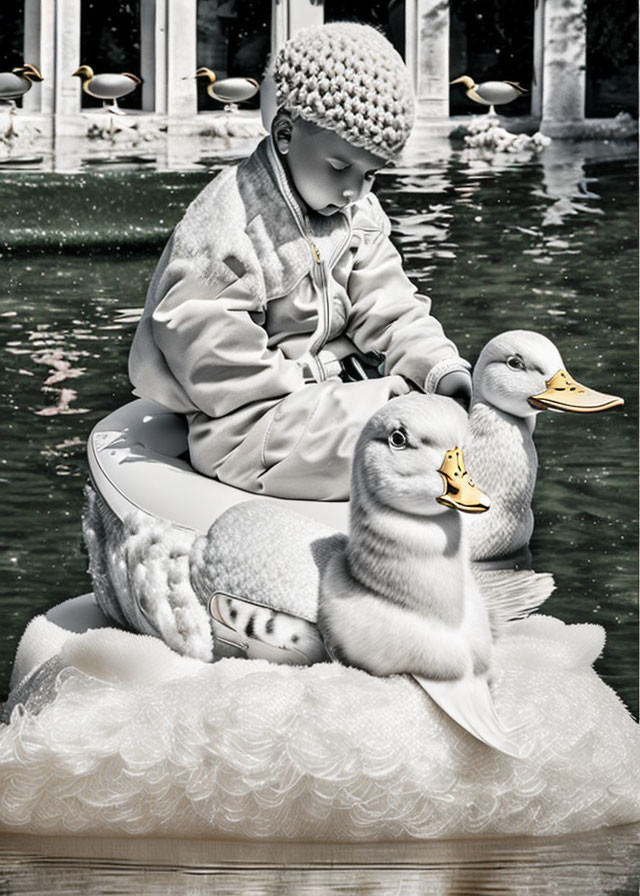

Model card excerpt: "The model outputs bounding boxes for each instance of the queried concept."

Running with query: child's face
[281,119,388,216]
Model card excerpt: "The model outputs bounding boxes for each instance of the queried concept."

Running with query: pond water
[0,137,637,892]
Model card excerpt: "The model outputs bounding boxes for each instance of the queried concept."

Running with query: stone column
[540,0,586,131]
[271,0,288,58]
[167,0,197,120]
[405,0,450,119]
[288,0,323,36]
[55,0,82,116]
[271,0,324,57]
[23,0,55,114]
[530,0,545,120]
[141,0,167,113]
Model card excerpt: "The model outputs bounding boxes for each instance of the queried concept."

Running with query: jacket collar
[266,137,352,266]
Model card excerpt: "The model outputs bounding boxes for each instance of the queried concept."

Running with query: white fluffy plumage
[319,395,492,680]
[465,330,623,561]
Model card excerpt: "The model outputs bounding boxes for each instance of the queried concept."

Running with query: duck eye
[388,429,407,450]
[506,355,526,371]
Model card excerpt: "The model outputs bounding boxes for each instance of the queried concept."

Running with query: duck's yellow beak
[528,369,624,413]
[437,447,490,514]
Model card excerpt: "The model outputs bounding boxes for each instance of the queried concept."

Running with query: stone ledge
[1,109,637,171]
[540,117,638,140]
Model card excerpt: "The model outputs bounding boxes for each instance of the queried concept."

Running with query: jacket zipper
[302,215,332,371]
[267,139,350,375]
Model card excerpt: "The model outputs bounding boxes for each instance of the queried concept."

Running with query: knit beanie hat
[272,22,415,160]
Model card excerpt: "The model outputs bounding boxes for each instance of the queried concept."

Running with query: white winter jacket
[129,137,470,499]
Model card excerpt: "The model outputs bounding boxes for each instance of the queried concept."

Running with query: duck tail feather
[412,674,526,759]
[474,567,556,636]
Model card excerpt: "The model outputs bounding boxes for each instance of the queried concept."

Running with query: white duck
[316,394,525,754]
[72,65,142,114]
[195,67,260,107]
[450,75,527,116]
[464,330,623,561]
[80,332,622,643]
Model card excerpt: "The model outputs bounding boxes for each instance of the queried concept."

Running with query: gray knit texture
[273,22,415,159]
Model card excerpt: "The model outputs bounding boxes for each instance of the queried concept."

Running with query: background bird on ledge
[450,75,527,116]
[72,65,142,114]
[0,63,44,105]
[0,63,44,138]
[194,67,260,110]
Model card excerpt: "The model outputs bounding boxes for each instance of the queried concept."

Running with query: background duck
[0,63,44,104]
[195,67,259,107]
[450,75,527,115]
[72,65,141,114]
[464,330,623,561]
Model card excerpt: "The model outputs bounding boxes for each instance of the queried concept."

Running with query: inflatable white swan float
[0,330,637,840]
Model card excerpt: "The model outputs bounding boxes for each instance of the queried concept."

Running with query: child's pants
[187,374,412,501]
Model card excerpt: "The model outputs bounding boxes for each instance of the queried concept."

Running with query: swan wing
[412,673,525,758]
[82,485,130,629]
[83,486,211,660]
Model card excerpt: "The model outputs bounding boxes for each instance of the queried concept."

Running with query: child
[129,22,471,500]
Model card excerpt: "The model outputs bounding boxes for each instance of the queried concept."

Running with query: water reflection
[0,825,638,895]
[538,139,605,227]
[397,143,638,715]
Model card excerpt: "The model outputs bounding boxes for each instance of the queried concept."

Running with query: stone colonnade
[19,0,587,130]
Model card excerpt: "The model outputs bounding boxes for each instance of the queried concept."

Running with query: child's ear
[272,111,293,155]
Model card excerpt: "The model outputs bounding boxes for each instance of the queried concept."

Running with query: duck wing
[189,501,343,664]
[466,86,492,105]
[190,500,344,623]
[474,565,555,636]
[412,673,525,758]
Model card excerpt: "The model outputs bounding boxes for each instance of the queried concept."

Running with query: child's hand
[436,371,472,410]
